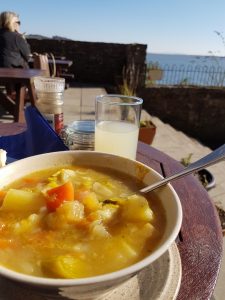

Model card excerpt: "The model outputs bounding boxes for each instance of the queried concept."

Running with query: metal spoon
[140,143,225,194]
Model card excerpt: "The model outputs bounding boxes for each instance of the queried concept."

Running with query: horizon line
[147,52,225,57]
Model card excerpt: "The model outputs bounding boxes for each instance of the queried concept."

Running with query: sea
[146,53,225,86]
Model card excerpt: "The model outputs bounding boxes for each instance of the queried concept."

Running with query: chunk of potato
[121,195,154,222]
[98,204,119,223]
[1,189,45,212]
[82,192,101,211]
[90,221,110,239]
[42,255,91,278]
[49,169,77,184]
[116,237,138,259]
[106,237,138,265]
[120,223,157,252]
[92,182,113,198]
[46,200,85,230]
[57,200,85,222]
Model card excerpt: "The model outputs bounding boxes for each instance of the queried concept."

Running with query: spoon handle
[140,143,225,194]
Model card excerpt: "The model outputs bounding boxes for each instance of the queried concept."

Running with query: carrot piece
[46,181,74,212]
[23,177,38,184]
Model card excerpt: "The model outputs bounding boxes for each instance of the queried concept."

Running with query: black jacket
[0,28,31,68]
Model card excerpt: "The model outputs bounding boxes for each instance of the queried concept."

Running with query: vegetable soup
[0,166,166,279]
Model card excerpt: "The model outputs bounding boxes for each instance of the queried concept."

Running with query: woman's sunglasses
[15,21,21,25]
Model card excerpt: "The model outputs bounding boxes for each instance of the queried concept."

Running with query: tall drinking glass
[95,94,143,160]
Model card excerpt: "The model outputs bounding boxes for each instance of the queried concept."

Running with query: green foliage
[180,153,193,167]
[119,77,136,96]
[119,59,140,96]
[140,120,156,128]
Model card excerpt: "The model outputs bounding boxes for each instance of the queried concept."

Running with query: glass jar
[34,77,65,134]
[60,120,95,150]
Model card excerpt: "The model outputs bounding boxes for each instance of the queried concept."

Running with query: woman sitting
[0,11,31,68]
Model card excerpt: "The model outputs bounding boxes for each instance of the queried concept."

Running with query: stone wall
[28,39,147,88]
[139,86,225,149]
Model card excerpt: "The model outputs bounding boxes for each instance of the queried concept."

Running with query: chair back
[32,53,56,77]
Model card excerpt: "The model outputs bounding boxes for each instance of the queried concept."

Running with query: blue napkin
[0,105,68,160]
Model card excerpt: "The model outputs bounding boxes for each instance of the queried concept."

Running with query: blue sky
[1,0,225,55]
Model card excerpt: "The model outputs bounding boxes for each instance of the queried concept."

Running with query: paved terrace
[0,86,225,299]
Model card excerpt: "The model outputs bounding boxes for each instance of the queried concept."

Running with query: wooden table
[0,123,223,299]
[52,59,74,84]
[50,59,73,69]
[0,68,46,123]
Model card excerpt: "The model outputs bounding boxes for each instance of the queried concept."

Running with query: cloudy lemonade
[95,121,139,159]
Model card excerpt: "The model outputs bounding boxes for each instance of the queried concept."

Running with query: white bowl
[0,151,182,299]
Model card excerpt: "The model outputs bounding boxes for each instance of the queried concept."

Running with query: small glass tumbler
[95,94,143,160]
